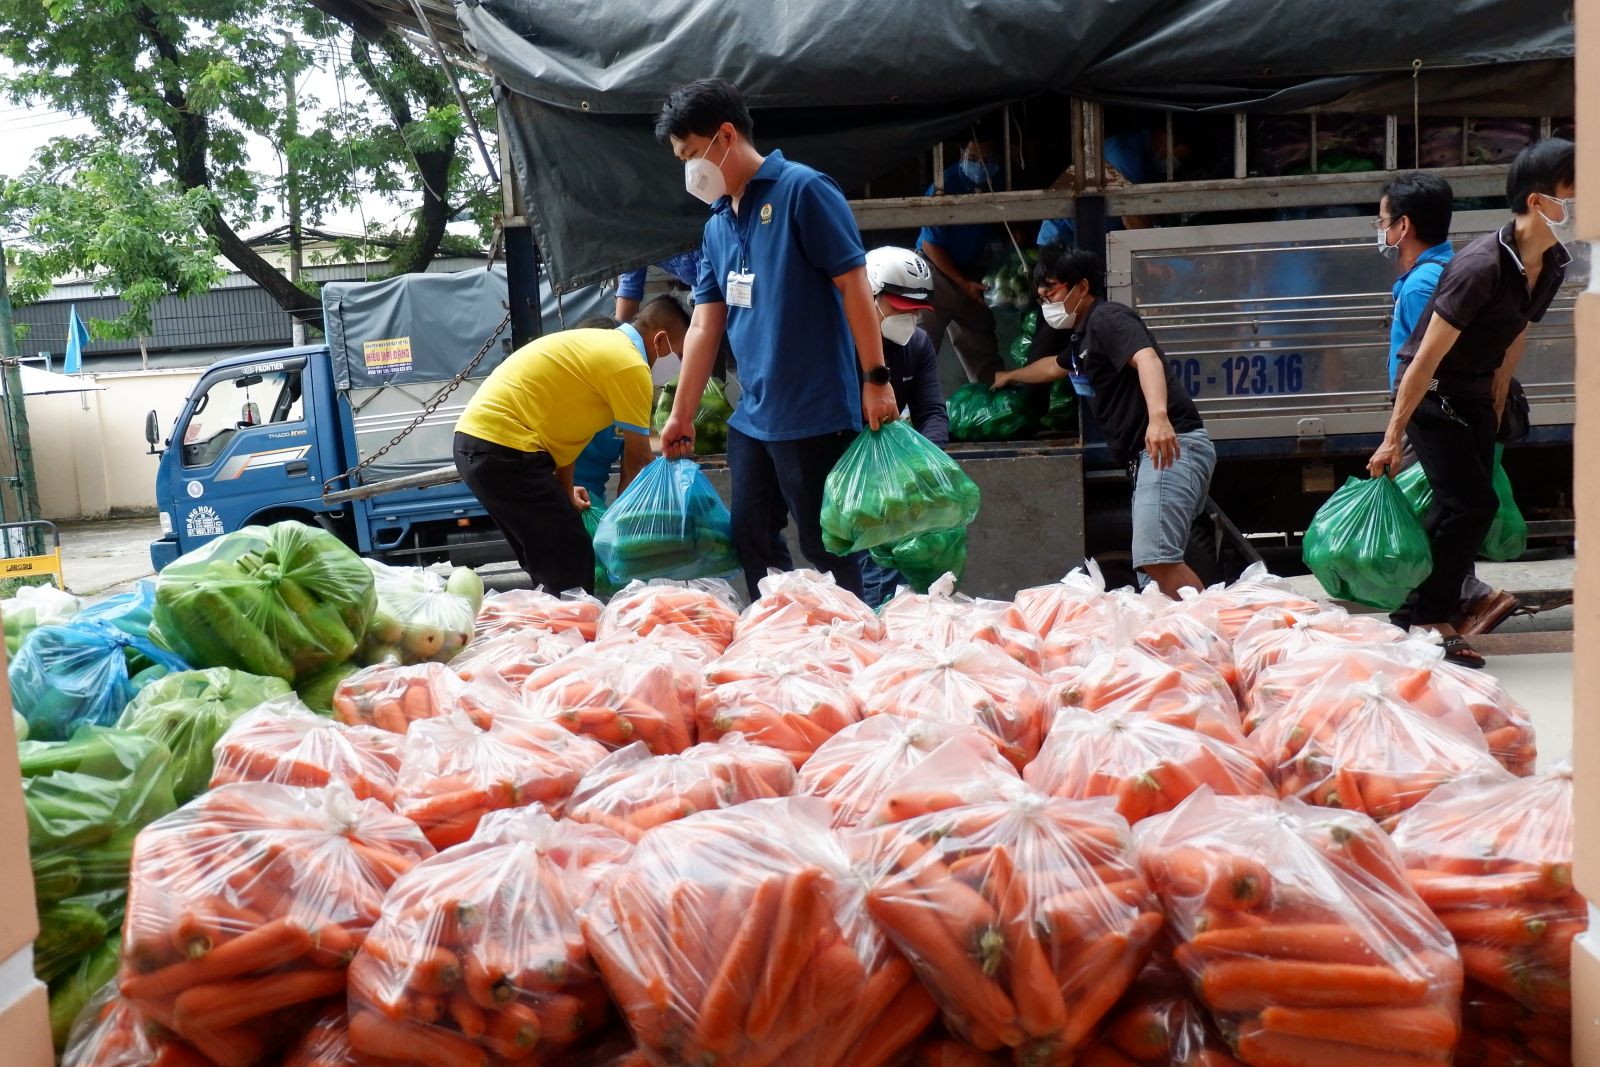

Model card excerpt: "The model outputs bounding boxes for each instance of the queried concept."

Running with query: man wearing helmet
[859,247,951,604]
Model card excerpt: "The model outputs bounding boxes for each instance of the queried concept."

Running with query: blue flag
[64,305,90,374]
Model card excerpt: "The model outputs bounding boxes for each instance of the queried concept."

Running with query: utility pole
[0,239,43,549]
[282,32,307,346]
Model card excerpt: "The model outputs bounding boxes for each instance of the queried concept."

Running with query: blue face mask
[959,157,999,186]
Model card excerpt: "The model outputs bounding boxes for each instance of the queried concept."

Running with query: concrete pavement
[57,516,161,598]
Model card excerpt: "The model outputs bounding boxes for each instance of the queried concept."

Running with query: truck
[145,266,606,570]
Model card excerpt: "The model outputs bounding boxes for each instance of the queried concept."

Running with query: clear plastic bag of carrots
[1132,606,1241,699]
[1170,563,1319,645]
[62,987,201,1067]
[1077,954,1245,1067]
[347,809,631,1067]
[1049,648,1246,748]
[450,626,585,688]
[879,581,1045,672]
[1392,769,1584,1028]
[283,1007,354,1067]
[715,606,884,680]
[1013,563,1111,636]
[1136,790,1463,1067]
[565,738,797,842]
[852,642,1046,770]
[210,697,403,807]
[1039,588,1172,673]
[1025,708,1273,824]
[859,729,1025,827]
[1249,674,1516,826]
[736,568,884,640]
[1231,609,1408,704]
[392,711,607,847]
[596,579,741,653]
[521,637,701,754]
[799,718,1003,828]
[1247,643,1537,775]
[118,782,435,1066]
[861,793,1163,1063]
[695,660,863,766]
[579,796,922,1067]
[332,661,522,734]
[475,588,602,642]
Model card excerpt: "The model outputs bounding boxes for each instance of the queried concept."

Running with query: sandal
[1440,634,1486,670]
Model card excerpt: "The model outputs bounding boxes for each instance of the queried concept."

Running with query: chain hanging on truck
[322,308,513,497]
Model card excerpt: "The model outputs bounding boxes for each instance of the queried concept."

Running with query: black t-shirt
[1397,222,1570,398]
[1054,300,1203,465]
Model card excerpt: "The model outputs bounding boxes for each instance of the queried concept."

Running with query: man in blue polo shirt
[654,78,899,599]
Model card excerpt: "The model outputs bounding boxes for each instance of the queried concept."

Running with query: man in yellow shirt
[454,296,689,591]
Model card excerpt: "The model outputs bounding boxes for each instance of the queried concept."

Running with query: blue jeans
[859,557,903,608]
[1130,429,1216,569]
[727,426,864,600]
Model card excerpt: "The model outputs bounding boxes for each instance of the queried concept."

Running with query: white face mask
[1041,286,1084,331]
[1538,195,1577,247]
[1377,224,1400,259]
[684,134,732,205]
[651,351,681,387]
[880,312,917,346]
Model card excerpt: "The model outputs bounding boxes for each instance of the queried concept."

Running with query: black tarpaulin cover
[456,0,1573,289]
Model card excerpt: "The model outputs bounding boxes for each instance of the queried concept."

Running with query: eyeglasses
[1370,216,1396,232]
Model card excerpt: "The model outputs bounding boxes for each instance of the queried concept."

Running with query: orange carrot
[1257,1005,1457,1056]
[695,876,782,1054]
[866,892,1018,1040]
[122,918,315,1000]
[1107,1004,1171,1060]
[348,1009,490,1067]
[173,967,347,1032]
[1199,960,1428,1013]
[1189,924,1381,966]
[1237,1025,1445,1067]
[746,869,822,1041]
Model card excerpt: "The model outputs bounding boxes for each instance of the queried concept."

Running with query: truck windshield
[182,369,305,468]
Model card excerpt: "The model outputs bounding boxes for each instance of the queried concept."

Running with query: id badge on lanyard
[1068,349,1095,397]
[726,270,755,309]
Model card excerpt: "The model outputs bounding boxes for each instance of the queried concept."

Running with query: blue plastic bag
[9,619,188,741]
[593,458,739,583]
[76,580,156,641]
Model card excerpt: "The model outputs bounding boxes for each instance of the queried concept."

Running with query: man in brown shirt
[1368,138,1574,667]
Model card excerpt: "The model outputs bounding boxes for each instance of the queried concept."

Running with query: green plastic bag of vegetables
[1041,382,1077,433]
[869,526,968,592]
[820,421,981,555]
[2,584,82,658]
[582,502,625,598]
[115,668,292,801]
[47,934,118,1049]
[153,521,377,683]
[593,458,739,583]
[948,382,1038,441]
[21,727,176,984]
[1303,475,1433,611]
[10,620,188,742]
[1006,334,1033,369]
[652,376,735,455]
[1395,444,1527,562]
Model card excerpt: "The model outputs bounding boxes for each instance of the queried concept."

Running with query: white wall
[25,369,204,521]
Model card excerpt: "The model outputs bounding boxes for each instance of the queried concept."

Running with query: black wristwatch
[866,364,892,386]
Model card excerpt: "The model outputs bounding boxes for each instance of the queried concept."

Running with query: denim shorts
[1130,429,1216,569]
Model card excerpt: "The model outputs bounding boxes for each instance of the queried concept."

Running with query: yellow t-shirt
[455,327,653,466]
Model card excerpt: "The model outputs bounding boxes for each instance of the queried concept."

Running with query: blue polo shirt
[617,250,704,303]
[573,323,651,502]
[694,150,865,441]
[918,163,1007,272]
[1389,241,1454,389]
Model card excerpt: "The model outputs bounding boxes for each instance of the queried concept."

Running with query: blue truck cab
[148,267,606,569]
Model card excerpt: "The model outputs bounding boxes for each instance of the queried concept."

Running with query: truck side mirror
[145,410,163,455]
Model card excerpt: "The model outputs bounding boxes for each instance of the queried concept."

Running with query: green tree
[0,0,496,336]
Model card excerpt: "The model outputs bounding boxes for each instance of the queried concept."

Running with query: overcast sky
[0,36,492,251]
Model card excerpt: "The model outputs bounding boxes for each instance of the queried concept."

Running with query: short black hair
[632,295,690,335]
[1381,172,1454,246]
[576,314,621,330]
[655,79,754,144]
[1507,138,1576,215]
[1032,244,1103,298]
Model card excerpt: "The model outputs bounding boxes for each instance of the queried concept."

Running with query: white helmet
[865,246,935,310]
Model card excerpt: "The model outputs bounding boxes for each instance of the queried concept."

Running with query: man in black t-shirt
[1368,138,1574,668]
[996,245,1214,598]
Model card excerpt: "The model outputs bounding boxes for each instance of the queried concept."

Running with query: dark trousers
[1394,391,1499,627]
[453,432,594,594]
[727,426,863,600]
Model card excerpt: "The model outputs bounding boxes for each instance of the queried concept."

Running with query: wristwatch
[866,364,892,386]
